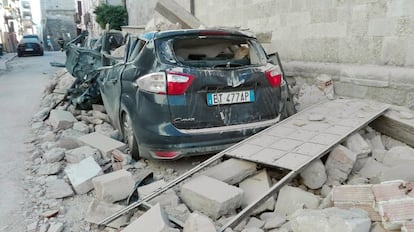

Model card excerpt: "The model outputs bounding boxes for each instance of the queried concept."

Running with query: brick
[180,175,244,219]
[239,170,275,215]
[137,180,166,198]
[372,181,407,202]
[92,169,135,203]
[65,146,101,163]
[48,110,77,130]
[85,199,128,229]
[122,203,178,232]
[77,132,126,158]
[275,186,320,216]
[325,145,357,184]
[65,156,103,194]
[201,158,257,185]
[183,212,216,232]
[378,199,414,230]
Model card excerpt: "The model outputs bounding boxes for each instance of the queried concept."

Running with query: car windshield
[157,36,268,68]
[22,38,40,43]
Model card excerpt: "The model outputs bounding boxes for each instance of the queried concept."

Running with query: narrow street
[0,52,65,231]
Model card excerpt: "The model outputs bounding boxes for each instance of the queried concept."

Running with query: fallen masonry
[26,68,414,232]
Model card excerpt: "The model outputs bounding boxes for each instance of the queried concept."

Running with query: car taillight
[136,72,194,95]
[136,72,167,94]
[166,72,194,95]
[265,68,282,87]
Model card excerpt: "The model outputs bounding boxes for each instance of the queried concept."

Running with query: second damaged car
[98,29,295,160]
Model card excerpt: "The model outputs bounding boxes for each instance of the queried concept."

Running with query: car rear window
[157,36,268,68]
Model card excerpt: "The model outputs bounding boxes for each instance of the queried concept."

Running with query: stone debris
[85,199,128,229]
[37,163,62,176]
[46,179,74,199]
[239,170,275,215]
[300,159,327,189]
[137,179,166,198]
[48,109,77,130]
[47,222,64,232]
[325,145,357,185]
[92,169,135,203]
[357,157,388,179]
[73,121,90,134]
[245,217,265,229]
[180,175,244,219]
[121,203,178,232]
[259,212,286,230]
[382,146,414,166]
[43,147,65,163]
[65,156,103,194]
[77,132,126,158]
[289,207,371,232]
[56,129,85,149]
[95,123,119,140]
[345,133,371,171]
[201,158,257,185]
[275,185,320,217]
[183,212,216,232]
[65,145,101,163]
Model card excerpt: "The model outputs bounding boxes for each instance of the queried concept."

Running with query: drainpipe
[190,0,194,15]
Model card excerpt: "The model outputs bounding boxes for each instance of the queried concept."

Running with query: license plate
[207,90,255,106]
[25,48,34,51]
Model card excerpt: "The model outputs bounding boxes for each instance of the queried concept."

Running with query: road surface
[0,52,65,231]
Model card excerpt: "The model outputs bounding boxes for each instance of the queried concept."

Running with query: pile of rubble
[23,69,414,232]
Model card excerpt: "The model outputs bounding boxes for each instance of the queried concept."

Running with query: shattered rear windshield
[157,36,268,68]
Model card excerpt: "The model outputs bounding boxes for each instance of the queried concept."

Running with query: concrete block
[46,179,74,199]
[43,147,65,163]
[57,129,85,149]
[138,180,166,198]
[65,146,101,163]
[275,186,320,217]
[92,169,135,203]
[165,203,191,224]
[155,0,202,29]
[180,175,244,219]
[65,156,102,194]
[202,158,257,185]
[239,170,275,215]
[150,189,180,208]
[122,203,177,232]
[325,145,357,184]
[77,132,126,158]
[48,110,77,130]
[300,159,327,189]
[290,208,371,232]
[183,212,216,232]
[85,199,128,229]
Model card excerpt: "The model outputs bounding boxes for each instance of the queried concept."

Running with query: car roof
[139,29,255,41]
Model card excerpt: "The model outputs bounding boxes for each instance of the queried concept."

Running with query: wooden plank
[370,108,414,147]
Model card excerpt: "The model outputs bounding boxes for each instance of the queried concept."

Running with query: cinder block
[201,158,257,185]
[65,156,102,194]
[77,132,126,158]
[49,110,77,130]
[275,185,320,216]
[122,203,178,232]
[239,170,275,215]
[65,146,101,163]
[92,169,135,203]
[85,199,128,229]
[180,175,244,219]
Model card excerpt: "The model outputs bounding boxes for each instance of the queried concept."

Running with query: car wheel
[17,52,23,57]
[40,51,44,56]
[122,112,139,160]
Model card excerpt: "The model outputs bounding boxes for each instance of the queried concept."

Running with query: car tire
[40,51,44,56]
[122,112,140,160]
[17,52,23,57]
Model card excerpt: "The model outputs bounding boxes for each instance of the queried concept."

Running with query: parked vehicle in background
[17,34,44,57]
[98,29,296,160]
